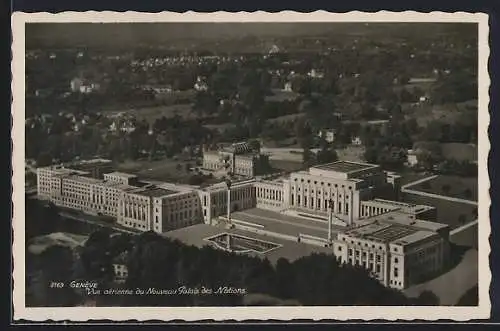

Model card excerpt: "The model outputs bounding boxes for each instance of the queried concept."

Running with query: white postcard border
[11,10,491,322]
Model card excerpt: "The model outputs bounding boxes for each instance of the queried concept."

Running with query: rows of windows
[292,178,354,190]
[360,205,391,217]
[346,257,382,273]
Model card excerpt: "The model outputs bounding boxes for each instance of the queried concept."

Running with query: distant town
[24,22,479,308]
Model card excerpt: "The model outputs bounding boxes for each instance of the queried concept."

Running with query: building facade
[202,141,270,177]
[332,212,449,289]
[36,159,449,289]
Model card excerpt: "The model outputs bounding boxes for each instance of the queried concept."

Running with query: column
[226,180,232,223]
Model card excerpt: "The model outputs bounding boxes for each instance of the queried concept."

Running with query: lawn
[269,159,305,172]
[403,248,478,306]
[401,192,477,230]
[450,223,478,249]
[409,175,478,201]
[116,158,195,182]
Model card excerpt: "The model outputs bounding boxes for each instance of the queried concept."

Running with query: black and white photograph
[11,11,490,321]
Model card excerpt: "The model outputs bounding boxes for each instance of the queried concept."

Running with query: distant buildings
[307,69,325,79]
[351,136,363,146]
[268,44,281,54]
[36,161,202,232]
[70,77,101,94]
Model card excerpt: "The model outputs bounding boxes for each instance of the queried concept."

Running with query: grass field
[107,103,196,124]
[409,175,478,201]
[398,171,431,186]
[269,159,305,172]
[116,158,194,182]
[401,192,477,230]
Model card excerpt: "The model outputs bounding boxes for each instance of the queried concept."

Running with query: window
[394,257,399,264]
[394,267,399,278]
[338,246,342,251]
[376,265,381,273]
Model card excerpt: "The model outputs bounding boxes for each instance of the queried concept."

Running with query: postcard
[11,10,491,321]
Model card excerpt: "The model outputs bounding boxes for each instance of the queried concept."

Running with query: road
[404,249,478,306]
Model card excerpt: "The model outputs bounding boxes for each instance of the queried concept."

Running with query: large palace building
[36,158,448,289]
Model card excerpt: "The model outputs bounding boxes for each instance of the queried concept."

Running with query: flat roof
[105,171,138,178]
[163,223,334,265]
[134,187,175,197]
[364,211,449,232]
[312,161,378,174]
[392,230,437,246]
[345,222,417,243]
[230,208,344,239]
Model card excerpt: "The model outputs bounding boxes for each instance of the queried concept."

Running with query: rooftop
[163,223,334,265]
[365,199,435,214]
[364,211,449,232]
[105,172,138,178]
[65,175,102,184]
[312,161,378,174]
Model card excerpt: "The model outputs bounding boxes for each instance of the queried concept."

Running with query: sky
[25,22,477,48]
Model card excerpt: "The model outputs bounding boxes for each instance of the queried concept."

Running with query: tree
[463,188,473,199]
[36,152,53,167]
[316,147,338,165]
[248,139,261,153]
[32,245,81,306]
